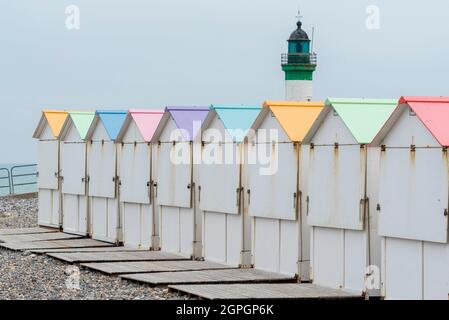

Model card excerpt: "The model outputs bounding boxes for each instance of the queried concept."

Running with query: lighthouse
[282,18,317,101]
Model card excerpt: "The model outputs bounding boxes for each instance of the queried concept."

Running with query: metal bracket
[247,189,251,205]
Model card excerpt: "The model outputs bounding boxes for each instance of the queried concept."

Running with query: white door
[247,142,298,220]
[156,142,192,208]
[307,145,366,230]
[38,140,59,190]
[378,148,449,243]
[88,141,116,198]
[61,142,86,195]
[384,237,423,300]
[200,143,240,214]
[120,143,151,204]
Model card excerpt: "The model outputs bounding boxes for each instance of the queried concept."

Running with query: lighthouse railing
[281,53,317,65]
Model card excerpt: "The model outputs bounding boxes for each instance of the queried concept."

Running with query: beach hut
[303,98,396,296]
[85,110,127,243]
[33,110,68,228]
[371,96,449,300]
[59,111,96,236]
[246,101,323,278]
[152,107,209,258]
[116,109,164,250]
[199,105,261,266]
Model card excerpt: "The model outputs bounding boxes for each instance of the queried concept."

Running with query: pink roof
[400,96,449,147]
[129,109,164,142]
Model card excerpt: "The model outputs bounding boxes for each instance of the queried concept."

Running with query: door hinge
[376,204,381,211]
[247,189,251,205]
[444,209,448,217]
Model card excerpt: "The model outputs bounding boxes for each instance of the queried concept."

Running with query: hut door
[61,142,86,195]
[307,144,366,230]
[247,142,298,220]
[156,142,192,208]
[200,143,240,214]
[120,143,151,204]
[88,140,116,198]
[38,140,59,190]
[378,148,449,243]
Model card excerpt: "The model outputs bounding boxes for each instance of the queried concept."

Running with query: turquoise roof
[96,110,128,140]
[211,105,261,142]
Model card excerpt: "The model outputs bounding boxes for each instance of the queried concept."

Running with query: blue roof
[96,110,128,140]
[211,105,261,142]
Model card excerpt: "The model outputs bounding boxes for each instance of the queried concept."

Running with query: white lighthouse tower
[282,18,317,101]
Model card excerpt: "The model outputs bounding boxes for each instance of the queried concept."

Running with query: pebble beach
[0,194,189,300]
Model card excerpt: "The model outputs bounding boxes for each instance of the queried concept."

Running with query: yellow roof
[43,109,68,138]
[263,101,324,142]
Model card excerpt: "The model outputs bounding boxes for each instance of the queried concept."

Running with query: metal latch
[306,196,310,216]
[376,204,381,211]
[153,182,158,198]
[293,192,297,209]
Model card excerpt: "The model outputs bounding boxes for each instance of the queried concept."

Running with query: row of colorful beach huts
[33,96,449,300]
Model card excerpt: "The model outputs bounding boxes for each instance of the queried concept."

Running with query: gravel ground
[0,194,191,300]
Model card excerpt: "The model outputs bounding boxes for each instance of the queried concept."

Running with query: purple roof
[165,106,209,141]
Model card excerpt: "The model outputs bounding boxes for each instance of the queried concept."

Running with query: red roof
[400,96,449,147]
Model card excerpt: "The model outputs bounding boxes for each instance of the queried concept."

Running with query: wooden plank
[0,227,58,236]
[0,232,82,243]
[0,239,114,251]
[30,247,147,254]
[47,251,189,263]
[168,283,363,300]
[81,260,236,275]
[120,269,296,286]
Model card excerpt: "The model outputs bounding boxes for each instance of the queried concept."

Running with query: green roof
[325,98,398,144]
[68,111,96,140]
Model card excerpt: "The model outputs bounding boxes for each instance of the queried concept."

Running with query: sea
[0,163,38,196]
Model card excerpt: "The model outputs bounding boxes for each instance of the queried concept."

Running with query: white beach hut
[151,106,209,258]
[85,110,127,244]
[371,96,449,300]
[33,110,68,228]
[303,98,396,296]
[116,109,164,250]
[199,105,261,267]
[59,111,96,236]
[246,101,323,278]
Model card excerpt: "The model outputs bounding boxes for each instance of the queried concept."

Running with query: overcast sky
[1,0,448,163]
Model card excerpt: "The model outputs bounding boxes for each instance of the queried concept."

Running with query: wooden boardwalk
[168,283,363,300]
[47,251,189,263]
[30,246,147,254]
[0,232,82,243]
[120,269,296,286]
[81,260,236,275]
[0,238,114,251]
[0,227,58,236]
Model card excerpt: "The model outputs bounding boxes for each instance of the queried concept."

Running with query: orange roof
[43,110,68,138]
[263,101,324,142]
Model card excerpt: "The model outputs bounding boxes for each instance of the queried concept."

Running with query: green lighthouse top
[288,20,309,41]
[281,17,317,81]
